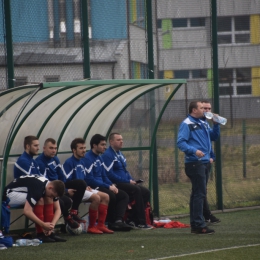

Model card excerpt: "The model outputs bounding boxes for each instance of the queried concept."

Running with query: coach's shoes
[126,220,139,230]
[137,224,154,230]
[192,226,215,235]
[49,232,67,242]
[37,232,55,243]
[87,226,103,234]
[205,214,220,224]
[97,225,114,234]
[108,221,132,232]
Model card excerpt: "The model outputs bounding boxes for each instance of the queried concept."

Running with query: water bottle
[14,239,42,247]
[204,112,227,125]
[31,239,42,246]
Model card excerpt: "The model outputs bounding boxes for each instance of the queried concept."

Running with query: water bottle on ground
[14,238,42,247]
[204,112,227,125]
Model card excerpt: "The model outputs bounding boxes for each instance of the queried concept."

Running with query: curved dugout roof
[0,79,186,195]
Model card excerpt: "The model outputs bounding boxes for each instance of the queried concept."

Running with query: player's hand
[86,186,92,191]
[43,229,52,236]
[195,150,205,158]
[68,189,77,196]
[110,185,118,194]
[210,158,214,163]
[42,222,54,231]
[130,179,136,185]
[212,113,219,124]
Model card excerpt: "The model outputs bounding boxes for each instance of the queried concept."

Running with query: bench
[6,202,90,233]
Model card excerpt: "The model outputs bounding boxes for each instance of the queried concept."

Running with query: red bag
[145,202,154,225]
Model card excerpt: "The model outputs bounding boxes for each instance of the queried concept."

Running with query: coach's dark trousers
[115,183,150,225]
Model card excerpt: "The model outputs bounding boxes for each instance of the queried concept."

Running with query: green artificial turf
[1,209,260,260]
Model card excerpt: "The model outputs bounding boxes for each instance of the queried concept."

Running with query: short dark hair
[51,180,65,197]
[188,101,200,114]
[44,138,56,146]
[24,136,38,149]
[109,132,120,141]
[201,100,210,104]
[70,138,85,151]
[90,134,106,149]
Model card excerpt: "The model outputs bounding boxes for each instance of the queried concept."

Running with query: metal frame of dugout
[0,79,186,231]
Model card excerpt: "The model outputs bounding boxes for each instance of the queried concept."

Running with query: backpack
[145,202,154,225]
[124,201,154,226]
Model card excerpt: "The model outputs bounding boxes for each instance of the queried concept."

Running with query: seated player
[62,138,114,234]
[102,133,152,229]
[36,138,87,229]
[82,134,131,231]
[3,175,65,242]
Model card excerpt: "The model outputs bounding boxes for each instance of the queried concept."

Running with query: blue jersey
[62,155,86,183]
[35,153,65,182]
[14,151,41,178]
[102,146,133,183]
[82,150,113,189]
[177,115,214,163]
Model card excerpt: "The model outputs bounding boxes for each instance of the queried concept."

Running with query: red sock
[97,204,108,227]
[70,209,78,215]
[88,207,98,228]
[33,204,44,233]
[44,203,54,222]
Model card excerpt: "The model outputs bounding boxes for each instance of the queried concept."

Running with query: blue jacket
[202,117,220,142]
[82,150,113,189]
[14,151,41,178]
[35,153,65,182]
[200,116,219,161]
[102,146,133,183]
[62,155,86,183]
[177,115,215,163]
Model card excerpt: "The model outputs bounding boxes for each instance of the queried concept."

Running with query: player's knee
[36,197,44,205]
[101,193,109,203]
[90,194,100,204]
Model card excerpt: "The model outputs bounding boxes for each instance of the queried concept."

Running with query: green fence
[0,0,260,217]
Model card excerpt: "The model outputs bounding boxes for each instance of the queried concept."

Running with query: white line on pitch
[149,244,260,260]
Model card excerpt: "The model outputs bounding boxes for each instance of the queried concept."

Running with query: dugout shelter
[0,79,186,231]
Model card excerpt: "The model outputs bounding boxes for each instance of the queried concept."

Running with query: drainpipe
[47,0,54,47]
[59,0,67,47]
[73,0,81,47]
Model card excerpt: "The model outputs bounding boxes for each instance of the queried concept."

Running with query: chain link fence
[0,0,260,215]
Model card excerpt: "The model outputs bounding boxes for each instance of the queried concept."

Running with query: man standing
[36,138,87,229]
[62,138,114,234]
[201,100,221,224]
[102,133,152,230]
[177,101,216,234]
[82,134,132,231]
[3,175,65,242]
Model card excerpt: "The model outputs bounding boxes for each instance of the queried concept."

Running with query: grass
[1,209,260,260]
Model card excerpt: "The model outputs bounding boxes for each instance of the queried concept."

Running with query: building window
[157,17,205,29]
[217,16,250,44]
[172,18,187,28]
[44,76,60,82]
[15,77,27,87]
[219,68,251,96]
[175,70,189,79]
[174,69,207,79]
[190,18,205,27]
[171,17,205,28]
[192,69,207,79]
